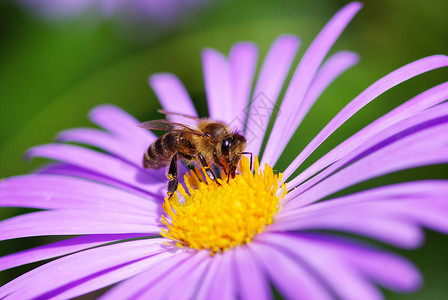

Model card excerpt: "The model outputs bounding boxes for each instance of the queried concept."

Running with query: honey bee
[138,110,250,197]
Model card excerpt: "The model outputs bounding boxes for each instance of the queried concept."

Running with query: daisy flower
[1,2,448,299]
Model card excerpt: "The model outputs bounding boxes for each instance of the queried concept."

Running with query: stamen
[161,156,287,253]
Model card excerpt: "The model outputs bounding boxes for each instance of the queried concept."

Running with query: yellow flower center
[160,156,287,253]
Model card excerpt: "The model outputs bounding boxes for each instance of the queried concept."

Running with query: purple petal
[53,251,176,300]
[164,254,210,300]
[57,127,145,166]
[291,118,448,207]
[260,232,420,297]
[261,2,362,166]
[0,239,167,299]
[26,143,166,196]
[403,202,448,233]
[286,81,448,187]
[260,233,384,300]
[282,55,448,180]
[202,48,233,122]
[149,73,198,122]
[0,234,146,272]
[286,100,448,204]
[248,241,333,300]
[262,51,359,167]
[331,240,421,292]
[0,210,161,241]
[233,246,271,300]
[288,198,448,235]
[37,163,159,199]
[283,180,448,214]
[285,50,359,143]
[195,253,224,300]
[0,174,160,213]
[375,200,448,235]
[304,233,421,292]
[101,250,192,299]
[135,250,209,299]
[245,34,300,157]
[89,104,153,145]
[271,209,423,249]
[229,42,258,125]
[203,250,238,300]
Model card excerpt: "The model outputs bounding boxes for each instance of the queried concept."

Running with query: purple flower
[19,0,207,26]
[2,2,448,299]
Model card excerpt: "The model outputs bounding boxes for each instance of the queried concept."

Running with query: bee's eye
[221,138,232,158]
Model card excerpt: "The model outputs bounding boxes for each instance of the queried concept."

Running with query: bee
[138,110,250,198]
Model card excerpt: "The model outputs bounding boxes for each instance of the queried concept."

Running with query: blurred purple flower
[19,0,208,27]
[2,2,448,299]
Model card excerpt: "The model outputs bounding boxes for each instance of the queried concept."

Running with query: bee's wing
[138,120,203,136]
[157,109,203,122]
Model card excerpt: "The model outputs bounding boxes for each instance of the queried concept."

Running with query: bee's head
[221,133,247,178]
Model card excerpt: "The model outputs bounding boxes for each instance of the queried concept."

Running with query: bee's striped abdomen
[143,132,178,169]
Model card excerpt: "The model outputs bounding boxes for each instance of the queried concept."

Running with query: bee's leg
[197,153,221,186]
[213,152,227,176]
[178,152,195,162]
[227,156,238,183]
[167,153,179,198]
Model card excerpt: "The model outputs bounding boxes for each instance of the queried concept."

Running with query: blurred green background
[0,0,447,298]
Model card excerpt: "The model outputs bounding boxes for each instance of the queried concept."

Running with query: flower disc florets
[161,156,287,253]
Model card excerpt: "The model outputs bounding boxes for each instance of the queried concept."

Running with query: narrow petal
[304,233,421,292]
[0,210,161,241]
[283,54,448,180]
[262,51,359,167]
[100,250,192,299]
[0,234,147,272]
[53,251,175,300]
[233,246,271,300]
[245,34,300,157]
[149,73,198,121]
[164,255,210,300]
[136,251,209,299]
[261,2,362,166]
[271,209,423,249]
[286,81,448,187]
[37,163,155,198]
[202,49,232,122]
[229,42,258,126]
[89,104,153,144]
[293,120,448,206]
[195,253,224,300]
[282,180,448,214]
[332,200,448,235]
[260,233,420,297]
[284,186,448,234]
[261,233,384,300]
[0,239,166,299]
[57,127,144,166]
[203,250,238,300]
[329,239,422,292]
[285,51,359,143]
[26,143,166,196]
[289,102,448,205]
[0,174,160,213]
[248,241,333,300]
